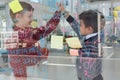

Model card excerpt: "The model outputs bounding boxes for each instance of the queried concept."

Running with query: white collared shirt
[85,33,98,40]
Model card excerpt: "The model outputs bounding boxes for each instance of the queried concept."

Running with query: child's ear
[88,26,93,33]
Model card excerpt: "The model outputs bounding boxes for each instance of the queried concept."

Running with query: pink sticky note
[70,49,79,56]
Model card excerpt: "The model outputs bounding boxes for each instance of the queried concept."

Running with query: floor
[0,44,120,80]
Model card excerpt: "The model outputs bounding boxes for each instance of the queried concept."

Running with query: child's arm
[32,11,61,40]
[65,14,82,39]
[57,3,82,38]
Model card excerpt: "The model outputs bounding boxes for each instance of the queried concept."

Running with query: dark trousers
[78,74,103,80]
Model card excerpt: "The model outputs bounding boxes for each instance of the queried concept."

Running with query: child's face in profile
[18,11,33,27]
[80,20,93,36]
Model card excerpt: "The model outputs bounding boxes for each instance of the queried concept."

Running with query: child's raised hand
[57,3,65,12]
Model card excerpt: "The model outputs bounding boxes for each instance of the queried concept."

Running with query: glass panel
[1,1,120,80]
[0,46,120,80]
[0,57,120,80]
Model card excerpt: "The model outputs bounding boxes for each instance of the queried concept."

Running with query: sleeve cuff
[66,15,74,23]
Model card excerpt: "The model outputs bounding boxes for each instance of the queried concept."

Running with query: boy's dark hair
[10,1,34,22]
[79,10,105,33]
[79,10,98,33]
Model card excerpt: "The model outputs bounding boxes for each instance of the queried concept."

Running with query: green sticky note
[9,0,23,13]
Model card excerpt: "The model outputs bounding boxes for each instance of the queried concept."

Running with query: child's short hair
[79,10,98,33]
[79,10,105,33]
[10,1,34,22]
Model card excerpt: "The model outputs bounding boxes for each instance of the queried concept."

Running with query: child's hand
[57,3,65,12]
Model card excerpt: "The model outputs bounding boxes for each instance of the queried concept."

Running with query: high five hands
[57,3,65,12]
[57,3,69,18]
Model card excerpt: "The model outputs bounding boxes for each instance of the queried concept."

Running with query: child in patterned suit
[58,4,104,80]
[8,1,61,80]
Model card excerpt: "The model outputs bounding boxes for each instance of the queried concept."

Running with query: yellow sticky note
[66,37,82,48]
[51,35,63,49]
[9,0,23,13]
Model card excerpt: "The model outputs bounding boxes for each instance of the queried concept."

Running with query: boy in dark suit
[58,4,104,80]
